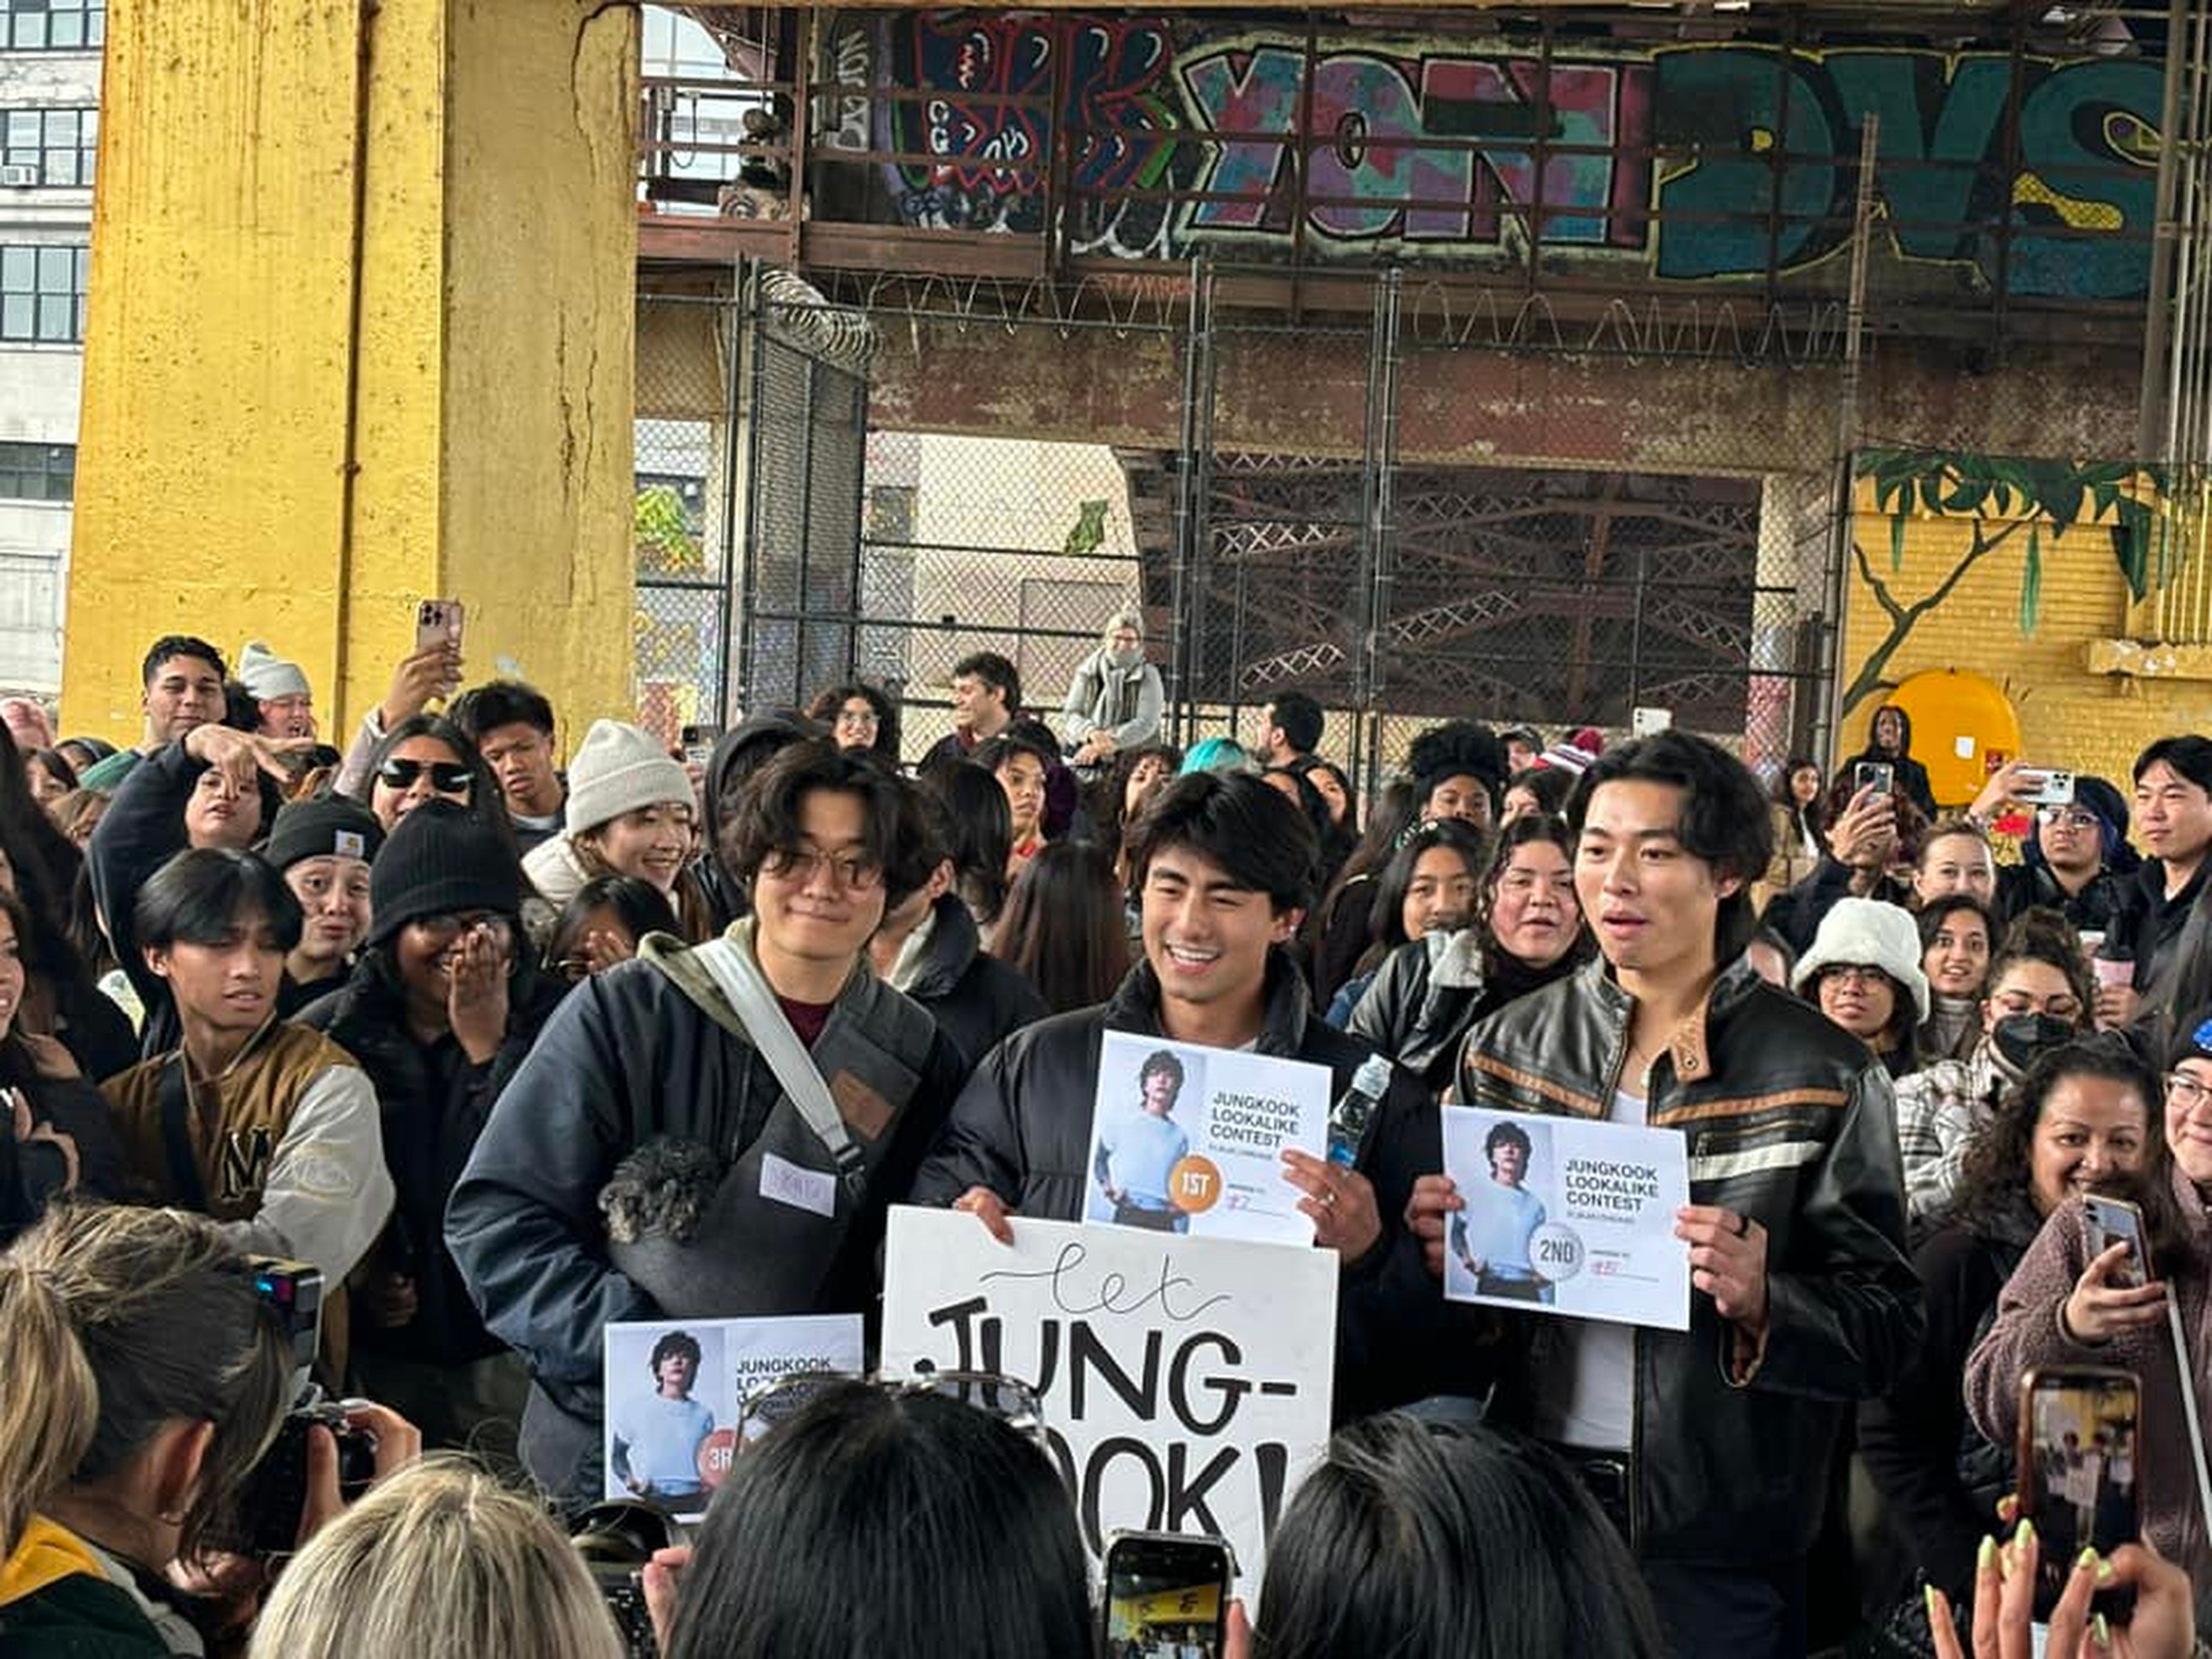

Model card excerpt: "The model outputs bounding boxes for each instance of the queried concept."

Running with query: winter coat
[0,1062,130,1245]
[296,954,565,1367]
[908,954,1514,1419]
[887,894,1049,1072]
[444,927,967,1507]
[1459,954,1923,1565]
[1060,648,1164,752]
[1965,1168,2212,1610]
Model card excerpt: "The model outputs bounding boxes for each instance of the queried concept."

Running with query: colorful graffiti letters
[868,15,2163,299]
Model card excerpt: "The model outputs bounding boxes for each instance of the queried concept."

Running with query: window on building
[0,442,74,502]
[2,108,97,187]
[0,0,104,51]
[0,245,89,342]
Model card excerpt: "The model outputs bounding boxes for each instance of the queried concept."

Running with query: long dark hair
[664,1382,1090,1659]
[543,875,680,980]
[926,764,1013,929]
[804,681,901,764]
[990,841,1129,1014]
[1954,1037,2161,1245]
[365,714,516,854]
[1255,1414,1669,1659]
[1360,818,1489,974]
[1316,779,1418,929]
[1087,742,1182,883]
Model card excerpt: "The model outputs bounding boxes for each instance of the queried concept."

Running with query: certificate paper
[1083,1030,1331,1246]
[1439,1105,1691,1330]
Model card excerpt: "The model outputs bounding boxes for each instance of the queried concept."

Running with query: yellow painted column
[62,0,638,747]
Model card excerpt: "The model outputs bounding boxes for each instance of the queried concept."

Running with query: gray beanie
[237,640,309,701]
[564,719,693,835]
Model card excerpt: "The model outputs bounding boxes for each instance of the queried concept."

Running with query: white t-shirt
[1531,1088,1649,1452]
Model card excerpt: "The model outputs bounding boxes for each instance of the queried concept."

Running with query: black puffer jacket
[892,894,1048,1072]
[910,954,1513,1419]
[297,954,566,1366]
[1458,955,1921,1567]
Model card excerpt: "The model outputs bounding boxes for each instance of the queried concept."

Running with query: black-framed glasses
[736,1367,1045,1451]
[413,911,513,946]
[760,846,884,892]
[377,758,474,794]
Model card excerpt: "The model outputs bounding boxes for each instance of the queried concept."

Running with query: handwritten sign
[881,1206,1337,1586]
[1439,1105,1690,1330]
[602,1313,864,1508]
[1083,1031,1331,1246]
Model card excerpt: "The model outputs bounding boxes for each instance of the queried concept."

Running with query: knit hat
[2169,1014,2212,1070]
[1792,896,1931,1022]
[564,719,693,836]
[237,641,310,702]
[367,800,522,946]
[264,795,384,871]
[76,748,143,794]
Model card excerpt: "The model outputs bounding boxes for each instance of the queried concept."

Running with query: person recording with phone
[0,1205,419,1654]
[1762,772,1922,957]
[1840,704,1937,820]
[1965,1014,2212,1621]
[1968,765,2137,935]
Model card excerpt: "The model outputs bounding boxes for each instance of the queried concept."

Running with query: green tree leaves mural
[1845,450,2166,715]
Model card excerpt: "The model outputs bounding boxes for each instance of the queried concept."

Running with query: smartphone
[680,722,720,768]
[1854,761,1894,797]
[2018,767,2077,807]
[1100,1530,1235,1659]
[1631,706,1673,737]
[2017,1366,2141,1622]
[2084,1193,2153,1289]
[415,598,464,656]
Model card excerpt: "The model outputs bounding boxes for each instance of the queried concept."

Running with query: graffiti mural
[834,13,2162,299]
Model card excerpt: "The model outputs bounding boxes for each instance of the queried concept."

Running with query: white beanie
[564,719,693,835]
[237,640,309,701]
[1792,896,1931,1023]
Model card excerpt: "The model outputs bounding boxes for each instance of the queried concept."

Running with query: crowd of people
[0,624,2206,1659]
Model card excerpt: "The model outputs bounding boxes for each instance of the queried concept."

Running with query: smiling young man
[98,848,393,1294]
[446,741,968,1506]
[911,770,1485,1419]
[2106,735,2212,1029]
[919,651,1020,770]
[1408,731,1919,1658]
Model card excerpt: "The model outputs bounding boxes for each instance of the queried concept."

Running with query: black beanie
[367,800,522,946]
[263,796,385,872]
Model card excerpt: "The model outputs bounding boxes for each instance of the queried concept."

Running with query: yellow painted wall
[1838,475,2211,802]
[62,0,639,754]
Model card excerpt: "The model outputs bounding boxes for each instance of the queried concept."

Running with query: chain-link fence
[635,262,1853,792]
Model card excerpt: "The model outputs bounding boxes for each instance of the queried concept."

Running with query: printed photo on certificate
[1439,1105,1691,1330]
[1083,1030,1330,1246]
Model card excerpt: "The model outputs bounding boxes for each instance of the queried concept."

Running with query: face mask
[1992,1012,2075,1073]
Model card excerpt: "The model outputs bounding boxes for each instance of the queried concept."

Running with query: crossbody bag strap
[156,1054,211,1212]
[692,936,869,1203]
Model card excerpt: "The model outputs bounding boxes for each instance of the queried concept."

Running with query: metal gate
[638,259,1845,779]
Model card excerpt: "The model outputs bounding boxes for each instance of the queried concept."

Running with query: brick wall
[1839,475,2210,801]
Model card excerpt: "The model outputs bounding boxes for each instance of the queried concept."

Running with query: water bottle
[1327,1055,1394,1169]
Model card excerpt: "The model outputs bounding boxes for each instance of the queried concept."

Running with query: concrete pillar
[1745,470,1833,774]
[61,0,639,741]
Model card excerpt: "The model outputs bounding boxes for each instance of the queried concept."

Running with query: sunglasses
[377,758,474,794]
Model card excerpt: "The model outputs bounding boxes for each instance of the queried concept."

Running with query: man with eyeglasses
[448,740,969,1508]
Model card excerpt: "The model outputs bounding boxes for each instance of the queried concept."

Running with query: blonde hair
[0,1204,289,1561]
[249,1459,624,1659]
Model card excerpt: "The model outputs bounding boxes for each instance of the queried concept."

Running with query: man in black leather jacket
[912,771,1505,1420]
[1409,732,1920,1658]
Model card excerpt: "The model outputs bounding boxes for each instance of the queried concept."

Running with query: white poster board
[1440,1105,1691,1330]
[603,1313,865,1508]
[881,1206,1337,1587]
[1083,1031,1331,1246]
